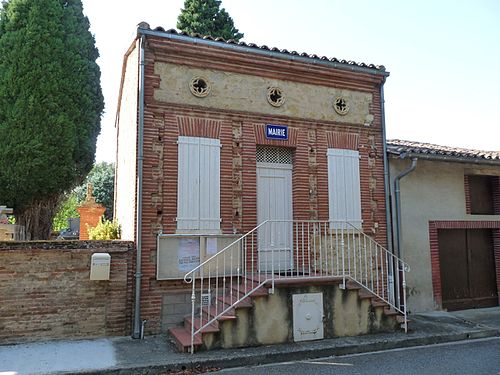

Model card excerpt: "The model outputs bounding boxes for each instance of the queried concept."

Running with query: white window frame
[176,136,221,233]
[327,148,363,230]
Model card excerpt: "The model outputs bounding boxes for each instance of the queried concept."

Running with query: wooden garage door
[438,229,498,311]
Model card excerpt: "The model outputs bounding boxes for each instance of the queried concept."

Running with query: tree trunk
[17,196,61,240]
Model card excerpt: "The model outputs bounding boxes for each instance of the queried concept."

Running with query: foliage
[51,162,115,232]
[52,193,79,232]
[87,218,121,240]
[74,162,115,219]
[177,0,243,41]
[0,0,104,239]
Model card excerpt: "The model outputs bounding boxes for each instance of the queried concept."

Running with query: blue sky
[80,0,500,162]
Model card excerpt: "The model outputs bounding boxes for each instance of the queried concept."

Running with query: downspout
[393,157,417,259]
[132,34,146,339]
[380,78,393,255]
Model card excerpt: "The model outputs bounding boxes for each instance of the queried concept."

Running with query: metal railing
[183,220,409,353]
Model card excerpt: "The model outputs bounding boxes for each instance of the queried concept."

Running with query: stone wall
[0,240,134,344]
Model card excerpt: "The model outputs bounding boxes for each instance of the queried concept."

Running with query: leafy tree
[74,162,114,219]
[0,0,104,239]
[177,0,243,41]
[52,162,115,232]
[52,193,79,232]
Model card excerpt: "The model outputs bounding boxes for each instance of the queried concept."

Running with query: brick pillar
[77,183,106,240]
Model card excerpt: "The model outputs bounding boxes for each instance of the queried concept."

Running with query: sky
[80,0,500,163]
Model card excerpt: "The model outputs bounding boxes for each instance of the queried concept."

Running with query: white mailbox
[90,253,111,280]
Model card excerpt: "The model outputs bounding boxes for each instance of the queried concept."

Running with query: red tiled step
[346,280,362,290]
[169,326,202,353]
[231,282,268,297]
[383,308,399,316]
[202,305,237,321]
[358,289,373,299]
[185,316,219,333]
[217,294,253,309]
[371,298,388,307]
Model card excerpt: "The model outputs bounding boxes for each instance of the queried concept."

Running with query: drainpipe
[393,157,417,259]
[380,78,393,256]
[132,34,146,339]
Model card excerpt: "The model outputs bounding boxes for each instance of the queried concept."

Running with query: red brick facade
[117,33,389,333]
[428,220,500,308]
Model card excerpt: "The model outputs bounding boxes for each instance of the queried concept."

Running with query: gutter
[380,78,393,257]
[132,34,146,339]
[137,27,389,78]
[393,157,417,259]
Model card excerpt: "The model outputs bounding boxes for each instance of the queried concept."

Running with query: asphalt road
[212,337,500,375]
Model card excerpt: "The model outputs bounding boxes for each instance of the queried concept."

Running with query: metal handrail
[183,220,409,353]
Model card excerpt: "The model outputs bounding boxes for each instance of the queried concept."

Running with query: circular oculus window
[189,76,211,98]
[334,97,349,115]
[267,87,285,107]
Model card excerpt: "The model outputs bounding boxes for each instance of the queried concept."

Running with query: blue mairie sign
[265,124,288,140]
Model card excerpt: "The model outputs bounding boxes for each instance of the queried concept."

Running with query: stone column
[77,183,106,240]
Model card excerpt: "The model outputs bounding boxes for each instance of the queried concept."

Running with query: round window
[189,76,211,98]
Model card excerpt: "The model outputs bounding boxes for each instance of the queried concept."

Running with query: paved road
[213,337,500,375]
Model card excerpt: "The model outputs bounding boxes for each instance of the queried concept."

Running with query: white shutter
[177,136,220,231]
[198,137,220,230]
[327,148,362,229]
[177,136,200,230]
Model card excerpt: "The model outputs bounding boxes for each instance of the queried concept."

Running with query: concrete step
[169,326,202,353]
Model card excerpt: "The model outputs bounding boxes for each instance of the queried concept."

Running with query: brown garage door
[438,229,498,311]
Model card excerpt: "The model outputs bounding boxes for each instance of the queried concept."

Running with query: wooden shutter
[327,148,362,229]
[198,137,221,230]
[177,136,220,231]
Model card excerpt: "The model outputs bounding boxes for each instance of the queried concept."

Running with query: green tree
[52,193,79,232]
[177,0,243,41]
[52,162,115,232]
[0,0,104,239]
[74,162,115,219]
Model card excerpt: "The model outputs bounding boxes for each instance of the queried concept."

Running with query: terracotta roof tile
[387,139,500,161]
[138,24,386,72]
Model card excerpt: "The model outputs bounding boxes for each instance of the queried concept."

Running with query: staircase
[169,220,409,353]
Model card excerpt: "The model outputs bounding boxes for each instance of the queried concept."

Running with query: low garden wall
[0,240,134,344]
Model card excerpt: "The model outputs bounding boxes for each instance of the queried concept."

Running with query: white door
[257,162,293,272]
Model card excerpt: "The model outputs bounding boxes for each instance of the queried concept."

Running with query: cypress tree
[177,0,244,41]
[0,0,104,239]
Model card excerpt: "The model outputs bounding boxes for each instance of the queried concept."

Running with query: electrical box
[90,253,111,280]
[292,293,324,342]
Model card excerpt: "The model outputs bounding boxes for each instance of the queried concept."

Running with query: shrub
[87,218,121,240]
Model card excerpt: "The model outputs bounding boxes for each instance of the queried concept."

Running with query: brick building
[115,23,402,347]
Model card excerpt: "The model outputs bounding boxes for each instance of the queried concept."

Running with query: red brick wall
[0,241,134,344]
[428,221,500,308]
[127,37,388,334]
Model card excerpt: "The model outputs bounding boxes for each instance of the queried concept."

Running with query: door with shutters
[438,229,498,310]
[256,147,293,273]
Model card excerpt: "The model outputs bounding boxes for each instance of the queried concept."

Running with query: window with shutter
[177,136,221,231]
[327,148,362,229]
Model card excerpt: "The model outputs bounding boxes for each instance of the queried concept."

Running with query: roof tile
[141,25,386,72]
[387,140,500,161]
